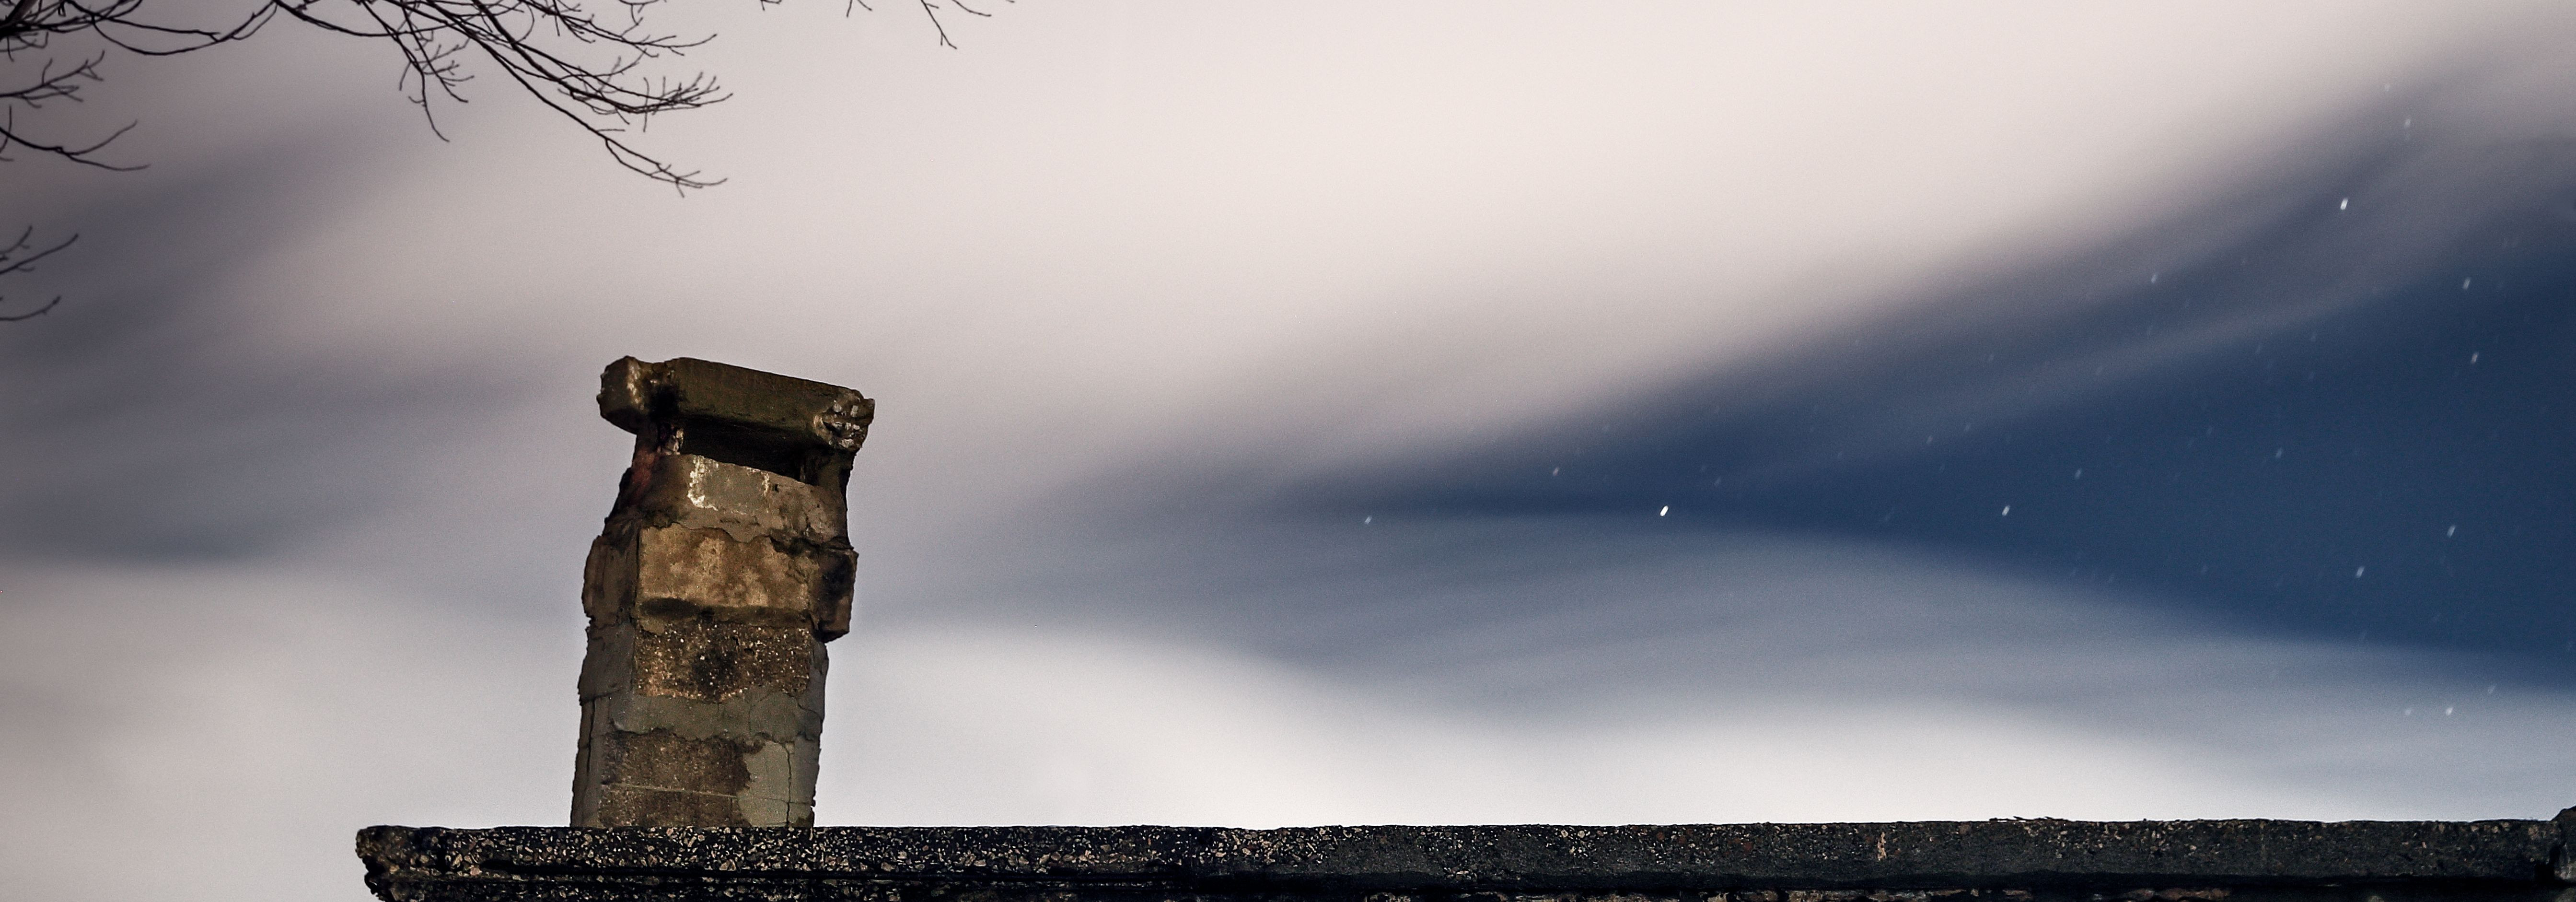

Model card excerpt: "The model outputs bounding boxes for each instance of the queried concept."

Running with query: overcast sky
[4,3,2576,901]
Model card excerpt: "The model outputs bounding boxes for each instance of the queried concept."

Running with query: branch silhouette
[0,0,1003,316]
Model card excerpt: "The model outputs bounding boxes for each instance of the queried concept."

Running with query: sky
[3,2,2576,900]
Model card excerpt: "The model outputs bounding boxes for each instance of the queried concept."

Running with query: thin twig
[0,227,71,321]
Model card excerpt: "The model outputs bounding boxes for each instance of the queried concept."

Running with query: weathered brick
[570,357,869,828]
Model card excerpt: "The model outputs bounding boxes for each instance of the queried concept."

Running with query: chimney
[569,357,872,827]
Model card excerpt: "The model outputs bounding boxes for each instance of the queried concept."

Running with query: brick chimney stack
[569,357,872,827]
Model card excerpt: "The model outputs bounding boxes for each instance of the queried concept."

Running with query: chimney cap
[598,356,873,456]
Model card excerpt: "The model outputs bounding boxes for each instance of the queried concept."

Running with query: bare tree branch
[2,0,44,33]
[0,0,1002,318]
[0,227,71,321]
[911,0,1004,51]
[271,0,735,187]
